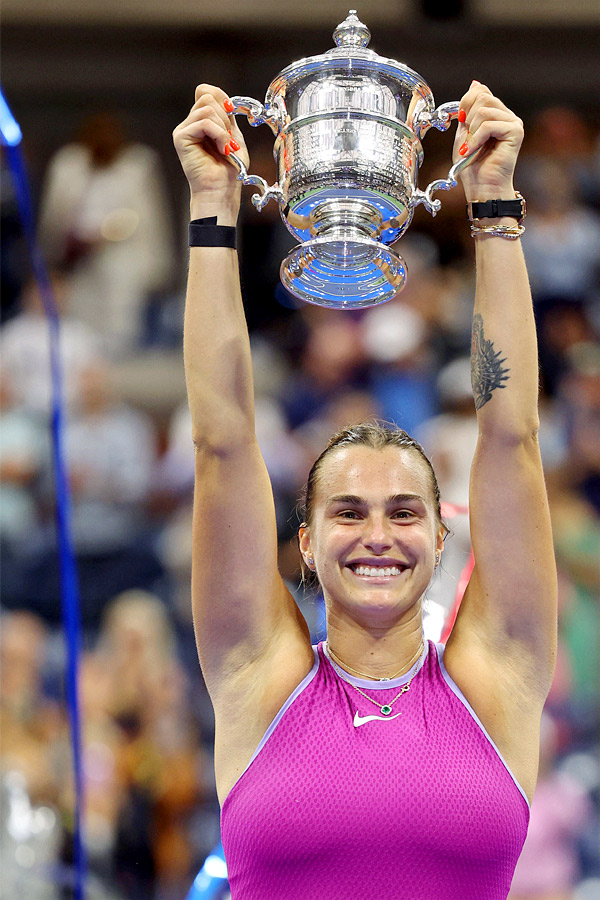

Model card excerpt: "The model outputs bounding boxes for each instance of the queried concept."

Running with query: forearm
[471,231,539,438]
[183,197,255,447]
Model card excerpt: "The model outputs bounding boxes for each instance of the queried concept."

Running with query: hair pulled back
[299,420,448,534]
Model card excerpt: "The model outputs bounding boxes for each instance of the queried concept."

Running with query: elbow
[478,414,540,448]
[191,410,257,458]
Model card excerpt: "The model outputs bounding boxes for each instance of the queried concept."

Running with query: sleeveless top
[220,640,530,899]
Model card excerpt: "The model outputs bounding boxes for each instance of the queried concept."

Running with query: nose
[362,515,394,554]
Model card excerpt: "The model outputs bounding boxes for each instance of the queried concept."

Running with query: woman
[173,82,557,899]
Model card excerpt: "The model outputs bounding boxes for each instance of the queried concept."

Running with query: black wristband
[466,194,526,223]
[189,216,237,249]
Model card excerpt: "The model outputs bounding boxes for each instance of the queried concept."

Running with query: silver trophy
[228,10,479,309]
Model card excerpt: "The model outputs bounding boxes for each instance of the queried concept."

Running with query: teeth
[353,565,402,577]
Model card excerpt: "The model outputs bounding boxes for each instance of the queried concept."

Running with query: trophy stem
[307,197,383,240]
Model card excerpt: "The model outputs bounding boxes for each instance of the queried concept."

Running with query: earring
[435,552,440,566]
[308,557,314,567]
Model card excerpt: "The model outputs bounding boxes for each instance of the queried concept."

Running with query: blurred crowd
[1,105,599,900]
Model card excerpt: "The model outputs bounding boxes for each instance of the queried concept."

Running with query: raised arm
[445,83,557,701]
[173,86,309,694]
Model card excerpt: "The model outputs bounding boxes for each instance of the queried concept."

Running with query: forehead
[314,445,433,504]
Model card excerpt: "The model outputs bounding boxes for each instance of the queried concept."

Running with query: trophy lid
[266,10,433,112]
[332,10,371,49]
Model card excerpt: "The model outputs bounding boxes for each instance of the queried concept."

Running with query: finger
[457,85,516,147]
[458,80,493,120]
[467,106,515,140]
[194,82,231,109]
[463,118,523,156]
[191,91,232,132]
[174,114,230,156]
[187,101,236,152]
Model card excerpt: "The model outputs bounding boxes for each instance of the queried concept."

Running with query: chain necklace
[326,639,425,716]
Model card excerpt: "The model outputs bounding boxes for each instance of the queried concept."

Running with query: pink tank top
[220,640,530,899]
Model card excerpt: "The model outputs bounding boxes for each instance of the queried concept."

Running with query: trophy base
[280,234,406,309]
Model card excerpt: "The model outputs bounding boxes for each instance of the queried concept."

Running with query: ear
[435,528,445,564]
[298,524,314,569]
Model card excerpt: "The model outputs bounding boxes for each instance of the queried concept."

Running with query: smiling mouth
[348,564,407,578]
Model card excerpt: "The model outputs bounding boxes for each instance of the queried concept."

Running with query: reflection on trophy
[228,10,479,309]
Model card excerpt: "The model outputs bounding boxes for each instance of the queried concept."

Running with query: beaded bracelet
[470,223,525,240]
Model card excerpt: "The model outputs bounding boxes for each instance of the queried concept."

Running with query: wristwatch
[466,192,526,224]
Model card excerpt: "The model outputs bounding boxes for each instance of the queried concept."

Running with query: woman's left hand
[454,81,524,203]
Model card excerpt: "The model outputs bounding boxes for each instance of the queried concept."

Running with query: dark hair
[298,420,448,583]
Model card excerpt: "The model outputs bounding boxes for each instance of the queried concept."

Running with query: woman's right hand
[173,84,249,223]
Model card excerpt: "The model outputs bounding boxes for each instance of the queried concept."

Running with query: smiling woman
[173,81,557,899]
[297,421,448,593]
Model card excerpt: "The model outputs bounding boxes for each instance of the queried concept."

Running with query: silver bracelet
[470,223,525,240]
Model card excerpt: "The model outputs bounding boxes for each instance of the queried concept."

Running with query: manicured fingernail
[224,99,234,113]
[459,142,469,156]
[470,80,480,86]
[224,143,231,155]
[458,109,466,123]
[230,138,240,151]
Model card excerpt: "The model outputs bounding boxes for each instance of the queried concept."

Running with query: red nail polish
[224,143,231,155]
[230,138,240,151]
[224,99,234,113]
[458,109,466,123]
[459,142,469,156]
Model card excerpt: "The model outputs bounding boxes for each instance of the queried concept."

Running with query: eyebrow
[326,493,426,507]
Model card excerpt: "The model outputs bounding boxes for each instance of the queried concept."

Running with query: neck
[325,609,425,681]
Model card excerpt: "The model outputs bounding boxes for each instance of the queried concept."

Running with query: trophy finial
[333,10,371,49]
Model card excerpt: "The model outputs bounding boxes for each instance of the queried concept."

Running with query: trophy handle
[412,101,481,216]
[228,95,285,211]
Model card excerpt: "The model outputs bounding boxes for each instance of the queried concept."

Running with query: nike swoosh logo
[353,710,402,727]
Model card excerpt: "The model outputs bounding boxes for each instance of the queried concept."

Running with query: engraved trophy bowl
[228,10,479,309]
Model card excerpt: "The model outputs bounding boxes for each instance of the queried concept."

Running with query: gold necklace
[326,638,424,681]
[326,639,425,716]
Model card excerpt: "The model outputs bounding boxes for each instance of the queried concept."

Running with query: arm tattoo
[471,313,510,410]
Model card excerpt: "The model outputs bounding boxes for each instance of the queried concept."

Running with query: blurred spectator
[537,304,594,398]
[28,361,164,626]
[0,368,47,547]
[0,612,64,806]
[282,308,365,429]
[558,342,600,514]
[360,236,460,434]
[95,591,207,899]
[0,274,105,417]
[62,361,158,553]
[520,161,600,324]
[508,713,594,900]
[549,487,600,717]
[0,613,65,900]
[417,357,476,626]
[362,299,431,429]
[0,368,49,609]
[38,113,174,354]
[522,107,600,212]
[57,653,128,888]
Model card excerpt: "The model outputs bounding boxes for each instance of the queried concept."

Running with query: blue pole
[1,87,87,900]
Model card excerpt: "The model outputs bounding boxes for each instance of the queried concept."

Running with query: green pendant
[381,705,392,715]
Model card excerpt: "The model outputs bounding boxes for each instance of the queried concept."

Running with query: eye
[392,509,414,519]
[338,510,361,519]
